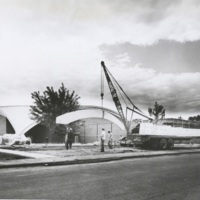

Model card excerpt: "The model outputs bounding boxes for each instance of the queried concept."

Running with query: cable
[106,67,144,114]
[100,67,104,118]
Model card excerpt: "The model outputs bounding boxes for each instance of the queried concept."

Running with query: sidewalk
[1,144,200,168]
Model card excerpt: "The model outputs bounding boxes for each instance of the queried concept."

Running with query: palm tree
[148,102,165,123]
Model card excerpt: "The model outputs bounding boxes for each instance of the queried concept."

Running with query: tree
[30,83,80,142]
[188,115,200,121]
[148,102,165,122]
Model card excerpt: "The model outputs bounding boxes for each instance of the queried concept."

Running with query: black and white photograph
[0,0,200,199]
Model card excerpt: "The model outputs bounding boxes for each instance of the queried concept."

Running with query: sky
[0,0,200,120]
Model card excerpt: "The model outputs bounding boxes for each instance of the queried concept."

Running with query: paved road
[1,154,200,200]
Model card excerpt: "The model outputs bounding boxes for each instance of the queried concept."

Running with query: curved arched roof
[0,106,37,135]
[79,105,121,119]
[56,107,125,130]
[0,105,125,136]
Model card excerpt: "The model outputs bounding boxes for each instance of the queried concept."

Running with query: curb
[1,149,200,169]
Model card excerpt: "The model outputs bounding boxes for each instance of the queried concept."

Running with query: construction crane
[100,61,152,134]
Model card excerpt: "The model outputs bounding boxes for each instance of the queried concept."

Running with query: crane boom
[101,61,152,133]
[101,61,128,129]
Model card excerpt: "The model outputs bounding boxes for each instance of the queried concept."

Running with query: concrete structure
[0,105,126,144]
[0,106,37,136]
[77,118,126,144]
[56,106,125,130]
[56,106,126,143]
[0,106,49,143]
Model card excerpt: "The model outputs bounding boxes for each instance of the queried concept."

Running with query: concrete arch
[0,106,38,136]
[56,109,125,130]
[79,105,120,118]
[0,109,16,133]
[0,105,125,138]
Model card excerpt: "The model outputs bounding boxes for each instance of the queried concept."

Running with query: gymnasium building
[0,105,126,144]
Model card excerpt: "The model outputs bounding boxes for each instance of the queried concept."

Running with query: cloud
[99,40,200,119]
[100,40,200,73]
[100,64,200,118]
[1,0,200,45]
[0,0,200,119]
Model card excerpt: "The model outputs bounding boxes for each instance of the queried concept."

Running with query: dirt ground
[1,143,200,160]
[8,144,147,158]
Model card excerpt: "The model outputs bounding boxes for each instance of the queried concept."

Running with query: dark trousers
[108,140,112,149]
[101,139,104,152]
[66,140,72,150]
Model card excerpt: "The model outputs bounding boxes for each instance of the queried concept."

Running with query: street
[0,153,200,200]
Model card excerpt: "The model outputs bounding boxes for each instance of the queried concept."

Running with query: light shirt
[108,132,113,140]
[100,130,106,141]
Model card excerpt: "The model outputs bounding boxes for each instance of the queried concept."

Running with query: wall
[78,118,126,143]
[0,115,6,136]
[0,115,16,136]
[6,119,15,134]
[25,124,49,143]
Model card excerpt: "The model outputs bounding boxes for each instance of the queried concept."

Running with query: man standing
[66,127,74,150]
[108,131,113,149]
[100,128,106,152]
